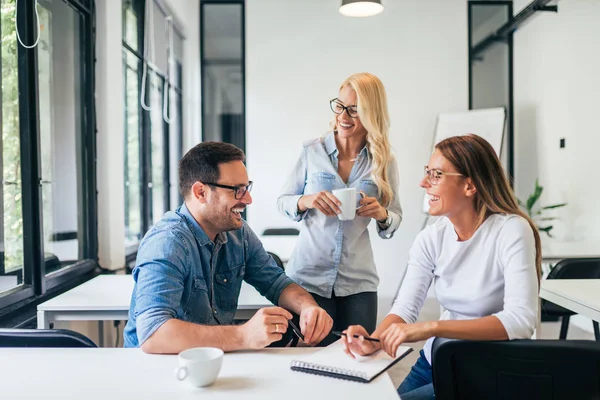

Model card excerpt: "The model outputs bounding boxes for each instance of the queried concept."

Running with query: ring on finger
[275,324,280,333]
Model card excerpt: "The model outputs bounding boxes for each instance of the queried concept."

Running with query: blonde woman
[277,73,402,345]
[343,134,540,400]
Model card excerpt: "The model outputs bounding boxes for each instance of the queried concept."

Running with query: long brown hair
[330,72,393,206]
[435,134,542,282]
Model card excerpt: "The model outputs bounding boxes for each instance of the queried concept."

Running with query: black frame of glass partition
[199,0,246,149]
[0,0,98,318]
[467,0,514,180]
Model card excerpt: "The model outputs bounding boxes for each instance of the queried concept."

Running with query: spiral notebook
[290,340,413,383]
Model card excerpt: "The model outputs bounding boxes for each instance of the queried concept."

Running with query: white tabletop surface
[540,279,600,322]
[38,275,272,312]
[0,347,398,399]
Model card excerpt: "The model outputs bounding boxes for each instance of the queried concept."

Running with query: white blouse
[389,213,539,364]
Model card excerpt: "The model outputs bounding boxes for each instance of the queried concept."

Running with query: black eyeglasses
[204,181,253,199]
[330,98,359,118]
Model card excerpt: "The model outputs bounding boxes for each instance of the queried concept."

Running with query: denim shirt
[123,203,294,348]
[277,132,402,298]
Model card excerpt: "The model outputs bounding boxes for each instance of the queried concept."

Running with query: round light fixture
[339,0,383,17]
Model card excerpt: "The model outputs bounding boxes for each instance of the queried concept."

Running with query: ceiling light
[339,0,384,17]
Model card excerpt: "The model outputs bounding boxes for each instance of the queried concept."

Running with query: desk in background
[539,279,600,323]
[37,275,272,346]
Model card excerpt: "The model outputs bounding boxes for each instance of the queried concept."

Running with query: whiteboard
[422,107,507,213]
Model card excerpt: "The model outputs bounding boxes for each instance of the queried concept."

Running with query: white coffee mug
[332,188,366,221]
[174,347,224,387]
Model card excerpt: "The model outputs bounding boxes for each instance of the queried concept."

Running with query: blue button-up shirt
[123,203,294,348]
[277,133,402,298]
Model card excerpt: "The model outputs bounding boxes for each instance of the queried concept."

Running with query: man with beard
[124,142,333,353]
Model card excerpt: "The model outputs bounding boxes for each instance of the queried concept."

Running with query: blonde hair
[331,72,393,207]
[435,134,542,282]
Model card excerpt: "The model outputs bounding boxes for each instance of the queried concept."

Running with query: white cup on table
[174,347,224,387]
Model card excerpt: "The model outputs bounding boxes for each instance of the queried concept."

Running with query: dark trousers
[310,291,378,346]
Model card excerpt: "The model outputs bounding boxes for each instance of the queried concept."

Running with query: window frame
[0,0,98,319]
[468,0,514,180]
[122,0,184,257]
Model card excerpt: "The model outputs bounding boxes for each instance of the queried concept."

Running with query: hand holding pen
[340,325,381,359]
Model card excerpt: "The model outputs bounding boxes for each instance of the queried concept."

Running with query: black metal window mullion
[17,0,45,295]
[162,84,170,214]
[79,6,98,261]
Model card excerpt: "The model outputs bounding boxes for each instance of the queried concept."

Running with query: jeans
[310,291,377,346]
[397,350,435,399]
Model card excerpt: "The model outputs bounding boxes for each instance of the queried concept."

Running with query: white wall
[246,0,468,320]
[513,0,600,256]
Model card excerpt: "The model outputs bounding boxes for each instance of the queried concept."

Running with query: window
[122,0,184,254]
[0,0,97,313]
[468,1,513,177]
[201,0,245,152]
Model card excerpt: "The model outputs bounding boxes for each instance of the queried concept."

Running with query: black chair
[432,338,600,400]
[0,328,97,348]
[267,251,284,270]
[262,228,299,236]
[542,258,600,340]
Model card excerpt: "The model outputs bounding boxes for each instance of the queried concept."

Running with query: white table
[37,275,273,345]
[540,279,600,323]
[260,235,297,263]
[0,347,398,399]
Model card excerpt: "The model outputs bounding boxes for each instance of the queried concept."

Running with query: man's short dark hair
[178,141,245,198]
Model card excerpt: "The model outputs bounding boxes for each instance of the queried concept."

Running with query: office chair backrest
[432,339,600,400]
[267,251,284,270]
[547,258,600,280]
[0,328,97,348]
[262,228,299,236]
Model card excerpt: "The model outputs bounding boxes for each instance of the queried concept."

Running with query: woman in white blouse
[342,134,541,400]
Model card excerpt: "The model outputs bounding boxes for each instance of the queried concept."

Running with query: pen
[288,319,305,341]
[331,331,380,343]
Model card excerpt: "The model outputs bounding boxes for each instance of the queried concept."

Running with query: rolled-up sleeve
[388,229,434,323]
[492,217,539,339]
[132,230,189,346]
[277,148,308,222]
[242,226,295,305]
[377,156,403,239]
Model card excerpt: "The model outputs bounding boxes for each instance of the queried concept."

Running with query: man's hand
[240,307,293,349]
[341,325,380,359]
[299,306,333,345]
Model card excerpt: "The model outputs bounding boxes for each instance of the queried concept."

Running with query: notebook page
[297,340,412,380]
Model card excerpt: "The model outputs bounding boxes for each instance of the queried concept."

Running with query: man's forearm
[141,319,245,354]
[277,283,318,315]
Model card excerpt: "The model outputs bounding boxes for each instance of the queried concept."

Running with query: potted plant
[518,179,567,238]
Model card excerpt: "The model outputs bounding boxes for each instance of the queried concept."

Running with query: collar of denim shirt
[178,202,228,247]
[324,131,369,160]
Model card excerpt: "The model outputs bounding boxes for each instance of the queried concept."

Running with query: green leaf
[538,225,554,238]
[541,203,567,211]
[537,217,558,221]
[526,180,543,212]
